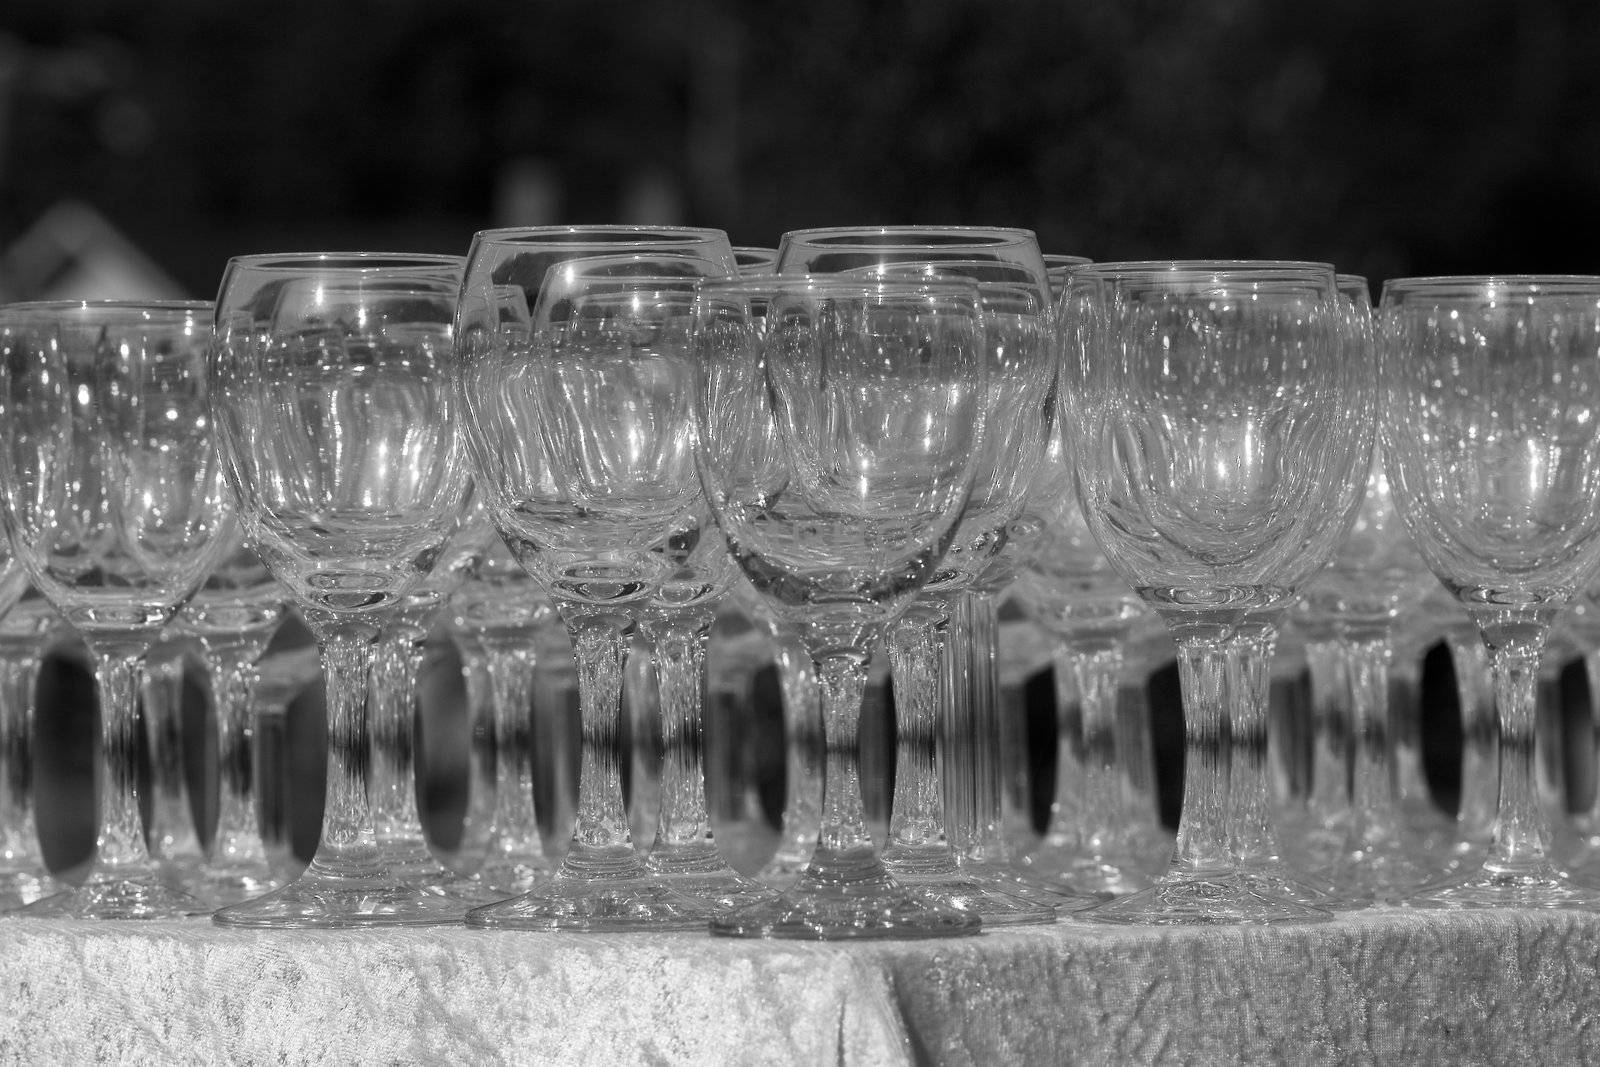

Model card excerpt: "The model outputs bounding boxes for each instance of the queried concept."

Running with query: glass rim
[1381,274,1600,298]
[779,225,1040,249]
[223,252,466,273]
[697,273,983,301]
[1072,259,1335,279]
[469,225,731,246]
[0,299,214,320]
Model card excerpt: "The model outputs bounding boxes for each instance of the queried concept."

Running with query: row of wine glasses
[2,224,1600,939]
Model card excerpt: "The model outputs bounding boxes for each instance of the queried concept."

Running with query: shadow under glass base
[466,844,711,932]
[711,846,982,941]
[18,870,209,920]
[1407,861,1600,910]
[1085,868,1336,926]
[212,856,472,928]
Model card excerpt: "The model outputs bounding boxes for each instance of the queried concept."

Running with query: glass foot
[17,871,209,920]
[212,859,471,928]
[0,869,52,912]
[1022,849,1154,899]
[1328,838,1437,906]
[894,868,1057,926]
[1237,859,1357,912]
[712,847,982,940]
[186,865,282,911]
[646,851,779,911]
[466,847,711,932]
[982,861,1103,913]
[1408,863,1600,910]
[475,857,553,899]
[754,850,810,891]
[1086,869,1335,926]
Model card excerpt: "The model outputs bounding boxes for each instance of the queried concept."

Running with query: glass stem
[140,647,200,863]
[1168,632,1233,873]
[804,649,877,881]
[1066,641,1127,859]
[1339,627,1401,850]
[1114,665,1161,826]
[91,647,159,872]
[563,613,636,871]
[309,627,380,876]
[0,640,45,877]
[765,634,823,872]
[953,590,1005,864]
[883,605,951,869]
[1482,626,1552,876]
[451,635,497,870]
[1224,623,1279,864]
[1042,643,1087,846]
[1450,630,1498,838]
[642,609,719,866]
[1302,638,1350,823]
[480,632,546,870]
[204,643,268,870]
[368,625,428,846]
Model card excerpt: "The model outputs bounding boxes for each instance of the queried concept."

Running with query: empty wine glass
[456,232,738,931]
[697,274,988,939]
[208,253,473,927]
[1382,275,1600,910]
[1061,262,1373,925]
[0,300,231,919]
[779,232,1071,922]
[0,593,60,910]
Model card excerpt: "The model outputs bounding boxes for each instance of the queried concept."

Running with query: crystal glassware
[0,300,231,919]
[1382,276,1600,909]
[208,253,473,927]
[696,275,989,939]
[1061,262,1374,925]
[778,231,1076,922]
[456,229,740,931]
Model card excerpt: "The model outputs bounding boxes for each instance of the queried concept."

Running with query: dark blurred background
[2,0,1596,302]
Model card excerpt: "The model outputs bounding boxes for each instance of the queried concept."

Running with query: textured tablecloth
[1,908,1595,1064]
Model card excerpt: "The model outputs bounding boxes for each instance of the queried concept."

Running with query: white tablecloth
[2,908,1595,1064]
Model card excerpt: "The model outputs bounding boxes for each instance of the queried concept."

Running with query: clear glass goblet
[1382,275,1600,910]
[786,245,1073,924]
[1061,262,1374,925]
[696,275,988,940]
[208,253,474,928]
[0,299,231,919]
[456,234,739,931]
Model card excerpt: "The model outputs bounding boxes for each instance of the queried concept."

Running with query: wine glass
[696,274,989,939]
[1060,262,1373,925]
[174,527,287,907]
[1381,275,1600,909]
[0,300,231,919]
[207,253,473,928]
[778,230,1074,921]
[456,232,740,931]
[0,593,61,910]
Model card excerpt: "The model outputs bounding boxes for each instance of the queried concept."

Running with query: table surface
[1,906,1594,1065]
